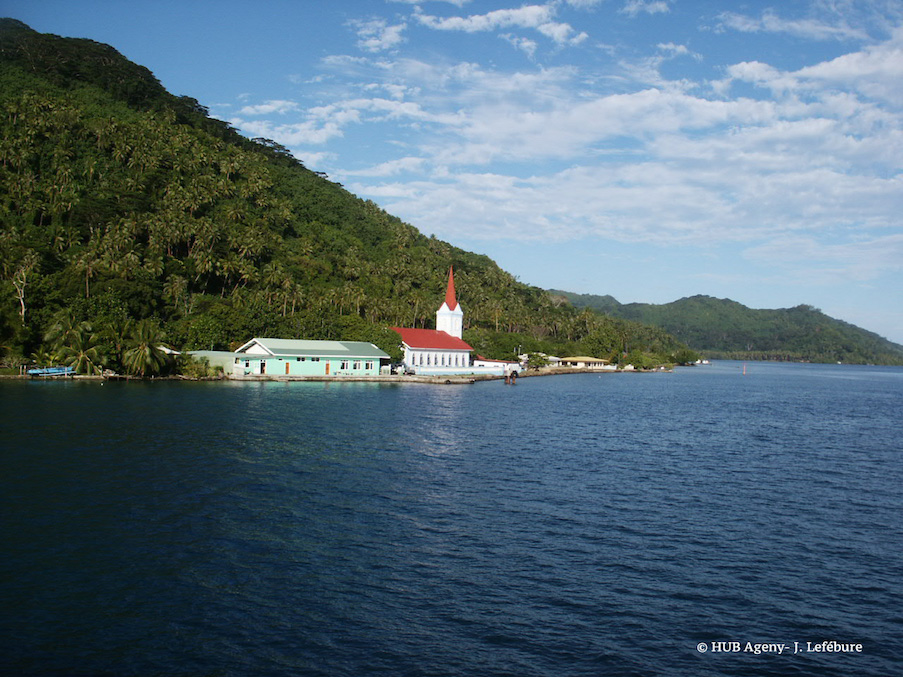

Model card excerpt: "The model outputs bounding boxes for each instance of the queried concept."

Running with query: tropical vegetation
[0,19,703,376]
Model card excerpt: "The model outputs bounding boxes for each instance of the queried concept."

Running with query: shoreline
[0,367,667,384]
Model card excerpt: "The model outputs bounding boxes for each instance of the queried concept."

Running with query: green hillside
[0,19,697,374]
[555,291,903,365]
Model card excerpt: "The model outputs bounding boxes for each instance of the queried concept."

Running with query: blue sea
[1,361,901,676]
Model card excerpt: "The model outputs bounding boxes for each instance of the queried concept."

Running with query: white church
[393,267,508,376]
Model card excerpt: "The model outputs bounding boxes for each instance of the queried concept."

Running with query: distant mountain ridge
[551,292,903,365]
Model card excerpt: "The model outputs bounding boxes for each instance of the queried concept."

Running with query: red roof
[392,327,472,351]
[443,266,458,311]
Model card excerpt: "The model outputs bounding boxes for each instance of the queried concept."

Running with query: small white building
[473,356,522,374]
[558,356,616,370]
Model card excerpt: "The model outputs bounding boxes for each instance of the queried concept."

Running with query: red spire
[444,266,458,310]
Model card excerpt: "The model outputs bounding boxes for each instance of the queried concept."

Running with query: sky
[5,0,903,343]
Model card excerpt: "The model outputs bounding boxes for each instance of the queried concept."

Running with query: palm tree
[30,347,59,368]
[45,309,90,351]
[122,320,171,377]
[58,327,104,375]
[100,317,133,374]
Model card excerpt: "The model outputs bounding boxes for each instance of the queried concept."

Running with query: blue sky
[6,0,903,343]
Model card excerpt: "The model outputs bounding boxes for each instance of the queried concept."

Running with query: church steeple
[436,266,464,339]
[443,266,458,311]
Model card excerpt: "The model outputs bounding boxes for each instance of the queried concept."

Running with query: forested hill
[0,19,697,373]
[553,291,903,365]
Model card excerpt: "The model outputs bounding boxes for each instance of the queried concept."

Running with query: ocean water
[1,361,901,676]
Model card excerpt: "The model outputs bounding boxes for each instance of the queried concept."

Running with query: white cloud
[721,61,800,95]
[230,118,346,146]
[620,1,670,18]
[345,156,428,177]
[501,33,539,58]
[354,147,903,255]
[291,150,336,170]
[657,42,690,57]
[563,0,605,8]
[716,9,869,41]
[309,97,464,128]
[415,3,588,46]
[233,18,903,298]
[715,29,903,106]
[619,42,702,86]
[238,100,301,115]
[351,18,406,52]
[333,41,903,260]
[794,35,903,104]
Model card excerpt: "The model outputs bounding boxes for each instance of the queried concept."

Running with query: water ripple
[1,363,901,676]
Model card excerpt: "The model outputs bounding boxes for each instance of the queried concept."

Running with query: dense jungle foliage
[0,19,697,375]
[556,292,903,365]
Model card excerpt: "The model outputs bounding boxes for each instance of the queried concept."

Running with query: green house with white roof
[232,338,389,377]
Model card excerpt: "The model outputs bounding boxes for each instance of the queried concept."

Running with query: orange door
[325,362,330,375]
[285,362,290,375]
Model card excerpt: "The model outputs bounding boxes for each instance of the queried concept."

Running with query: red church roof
[443,266,458,311]
[392,327,472,351]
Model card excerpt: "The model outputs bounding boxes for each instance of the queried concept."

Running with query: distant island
[1,18,900,376]
[551,291,903,365]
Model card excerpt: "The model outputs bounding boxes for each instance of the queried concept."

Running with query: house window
[365,361,374,370]
[312,357,320,362]
[341,360,350,370]
[353,361,361,370]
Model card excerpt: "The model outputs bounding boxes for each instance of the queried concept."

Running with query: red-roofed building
[393,327,472,352]
[392,267,490,374]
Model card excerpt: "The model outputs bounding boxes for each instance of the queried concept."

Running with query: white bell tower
[436,267,464,339]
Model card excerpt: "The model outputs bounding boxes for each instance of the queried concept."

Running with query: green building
[230,338,390,377]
